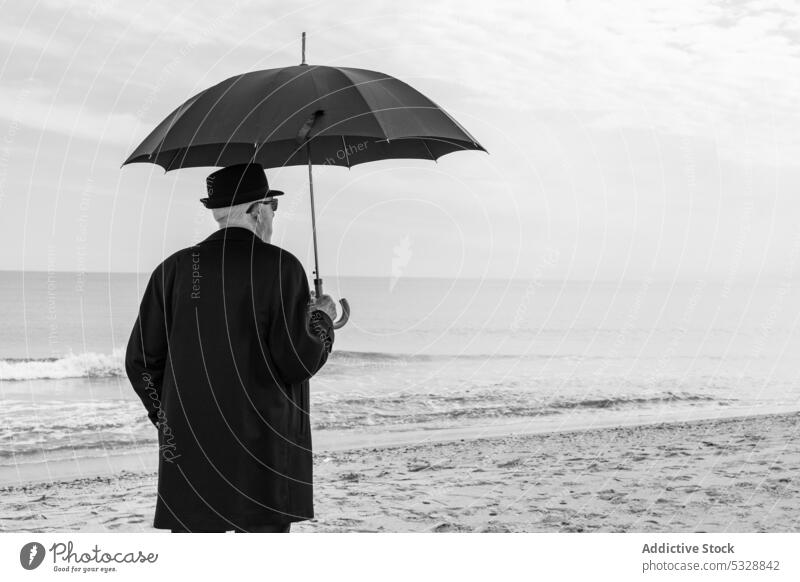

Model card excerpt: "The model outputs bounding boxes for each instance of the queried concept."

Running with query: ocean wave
[0,438,150,461]
[312,390,722,430]
[0,349,516,381]
[0,347,740,381]
[550,393,717,410]
[0,350,126,381]
[0,389,727,462]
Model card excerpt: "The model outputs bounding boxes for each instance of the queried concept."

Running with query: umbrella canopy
[123,45,488,330]
[123,64,487,171]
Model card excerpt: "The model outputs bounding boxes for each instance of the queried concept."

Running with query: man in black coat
[125,163,336,533]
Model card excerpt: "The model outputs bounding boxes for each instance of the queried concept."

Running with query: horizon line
[0,269,788,284]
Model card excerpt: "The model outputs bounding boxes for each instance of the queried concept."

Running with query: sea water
[1,270,798,466]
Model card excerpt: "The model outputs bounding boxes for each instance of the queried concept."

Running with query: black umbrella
[123,33,487,328]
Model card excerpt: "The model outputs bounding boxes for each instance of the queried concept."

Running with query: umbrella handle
[313,278,350,329]
[333,298,350,330]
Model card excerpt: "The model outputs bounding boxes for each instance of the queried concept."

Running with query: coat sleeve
[267,253,335,385]
[125,264,172,428]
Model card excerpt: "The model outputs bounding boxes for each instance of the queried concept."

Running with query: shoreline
[1,409,799,532]
[1,405,795,488]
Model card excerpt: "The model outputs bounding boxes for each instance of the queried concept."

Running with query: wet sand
[1,412,798,532]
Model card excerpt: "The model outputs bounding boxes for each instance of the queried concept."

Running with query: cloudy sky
[1,0,799,281]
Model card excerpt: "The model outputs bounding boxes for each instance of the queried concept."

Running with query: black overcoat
[125,226,334,531]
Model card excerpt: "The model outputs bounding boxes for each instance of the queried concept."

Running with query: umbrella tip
[301,32,306,65]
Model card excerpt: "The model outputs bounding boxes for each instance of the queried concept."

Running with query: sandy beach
[1,411,798,533]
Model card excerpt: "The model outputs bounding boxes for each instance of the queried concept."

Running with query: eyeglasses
[248,199,278,213]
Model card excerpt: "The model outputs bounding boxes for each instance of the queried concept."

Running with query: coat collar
[201,227,259,243]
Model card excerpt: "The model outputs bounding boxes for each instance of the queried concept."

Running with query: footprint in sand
[478,523,512,533]
[102,515,124,525]
[430,522,470,533]
[497,457,524,468]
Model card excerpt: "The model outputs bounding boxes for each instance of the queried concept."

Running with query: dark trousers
[171,523,291,533]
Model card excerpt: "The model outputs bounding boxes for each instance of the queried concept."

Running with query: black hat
[200,163,284,209]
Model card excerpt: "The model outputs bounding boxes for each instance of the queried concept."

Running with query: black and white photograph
[1,0,798,575]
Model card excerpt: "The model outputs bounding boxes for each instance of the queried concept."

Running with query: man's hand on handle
[308,293,338,322]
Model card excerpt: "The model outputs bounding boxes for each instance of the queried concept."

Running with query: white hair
[211,201,254,228]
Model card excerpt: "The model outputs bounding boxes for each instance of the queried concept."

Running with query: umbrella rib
[149,89,210,167]
[341,136,350,168]
[421,139,436,162]
[333,67,389,138]
[165,148,183,172]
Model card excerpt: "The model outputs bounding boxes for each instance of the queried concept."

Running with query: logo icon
[20,542,46,570]
[390,234,413,292]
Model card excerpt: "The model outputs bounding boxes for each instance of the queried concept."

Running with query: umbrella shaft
[307,142,322,296]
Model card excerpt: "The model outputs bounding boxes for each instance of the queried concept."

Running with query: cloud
[0,82,146,147]
[0,20,73,56]
[8,0,798,166]
[3,0,800,277]
[382,0,800,165]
